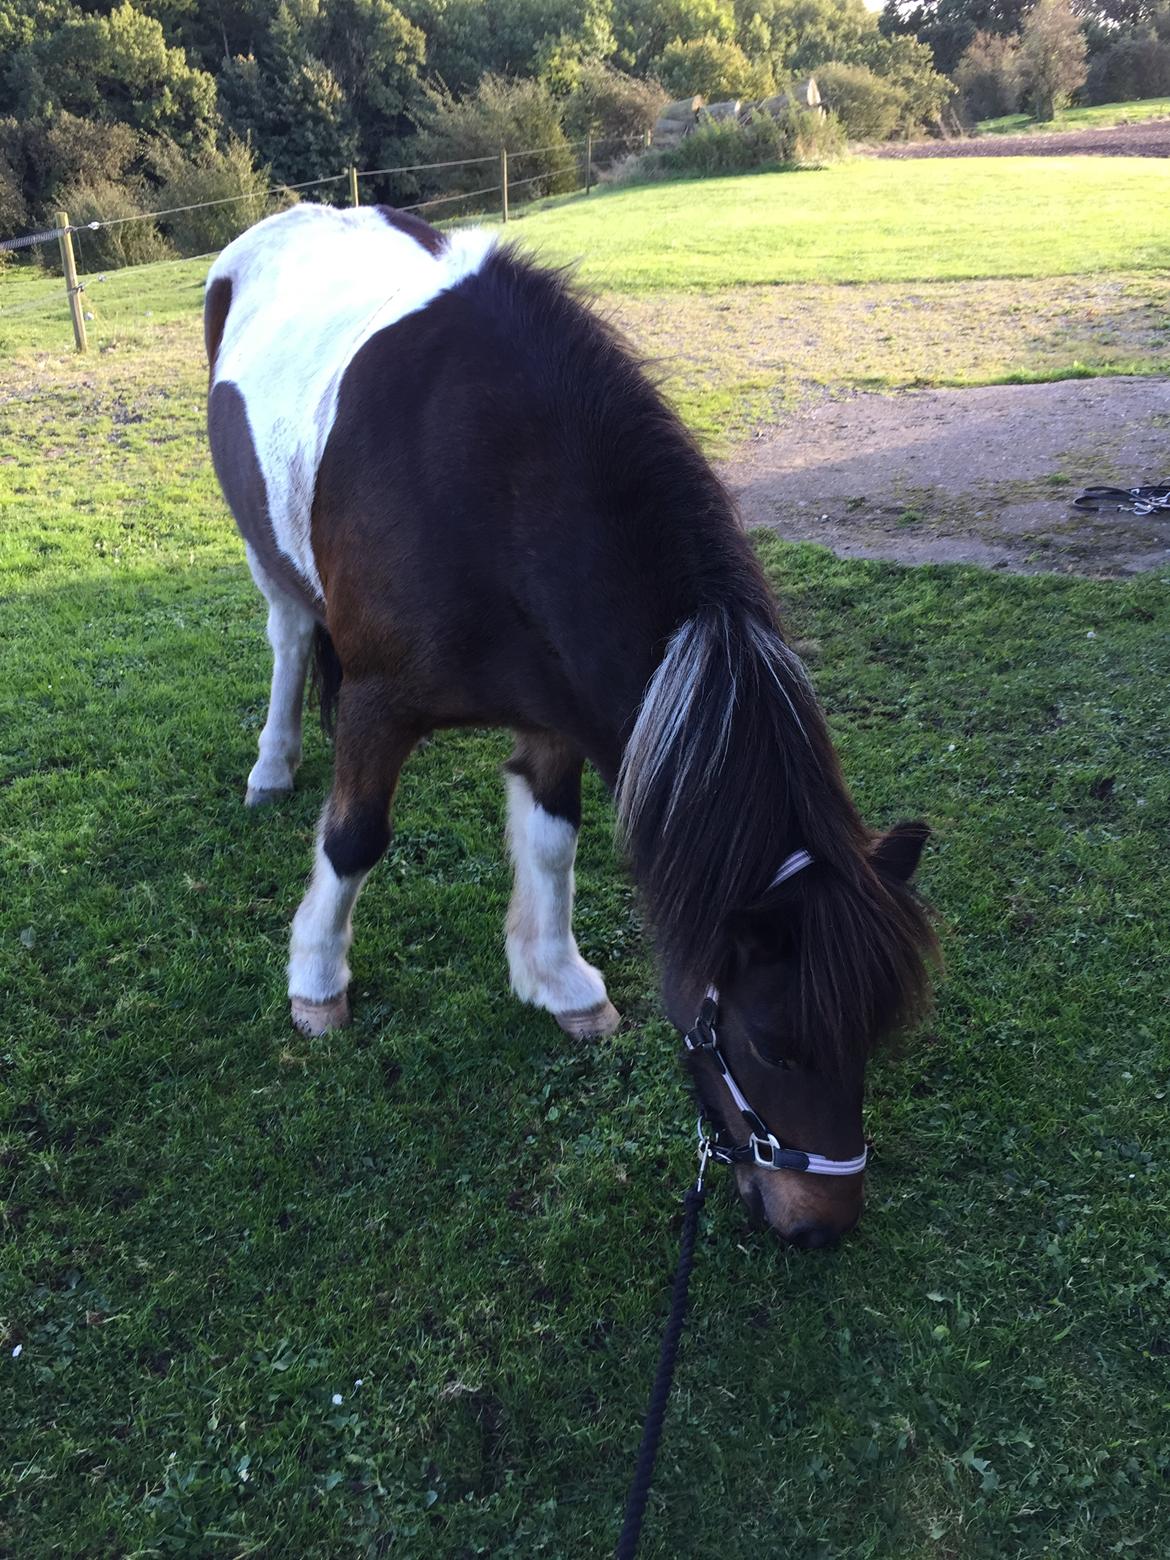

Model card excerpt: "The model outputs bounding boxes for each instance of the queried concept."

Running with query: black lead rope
[1072,484,1170,515]
[614,1176,708,1560]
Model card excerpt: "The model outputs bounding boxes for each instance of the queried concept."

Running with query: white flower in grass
[11,1344,22,1358]
[331,1393,343,1405]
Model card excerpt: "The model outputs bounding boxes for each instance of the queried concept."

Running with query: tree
[1019,0,1086,118]
[1083,13,1170,103]
[312,0,426,166]
[880,0,1029,75]
[655,33,774,96]
[955,29,1021,119]
[860,31,951,128]
[767,0,875,72]
[417,74,577,202]
[562,59,668,146]
[412,0,617,97]
[612,0,735,73]
[12,2,217,148]
[219,5,356,185]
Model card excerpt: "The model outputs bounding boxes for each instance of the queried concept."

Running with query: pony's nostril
[785,1222,841,1251]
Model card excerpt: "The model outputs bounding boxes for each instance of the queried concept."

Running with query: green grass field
[3,164,1169,1556]
[978,95,1170,136]
[519,159,1170,288]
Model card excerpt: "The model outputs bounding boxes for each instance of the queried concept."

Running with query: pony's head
[671,821,934,1245]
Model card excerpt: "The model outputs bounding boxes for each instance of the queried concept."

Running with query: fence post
[55,211,87,355]
[585,131,592,194]
[644,129,652,150]
[500,146,509,224]
[348,165,359,207]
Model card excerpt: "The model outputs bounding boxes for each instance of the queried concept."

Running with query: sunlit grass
[513,158,1170,288]
[979,95,1170,135]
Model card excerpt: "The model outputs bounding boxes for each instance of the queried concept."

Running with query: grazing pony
[205,204,935,1245]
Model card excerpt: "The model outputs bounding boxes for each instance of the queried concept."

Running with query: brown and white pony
[204,203,935,1245]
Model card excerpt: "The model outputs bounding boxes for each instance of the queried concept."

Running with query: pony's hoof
[555,999,621,1039]
[246,785,292,808]
[291,992,351,1035]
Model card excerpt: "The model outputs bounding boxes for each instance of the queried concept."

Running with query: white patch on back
[208,206,497,599]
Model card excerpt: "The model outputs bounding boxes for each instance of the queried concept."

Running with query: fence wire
[1,130,648,346]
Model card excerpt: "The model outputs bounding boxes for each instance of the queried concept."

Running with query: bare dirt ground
[719,376,1170,575]
[873,121,1170,159]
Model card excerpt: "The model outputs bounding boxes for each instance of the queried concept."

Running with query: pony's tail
[310,623,342,738]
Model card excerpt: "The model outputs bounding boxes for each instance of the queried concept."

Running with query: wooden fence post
[55,211,86,354]
[585,131,592,194]
[348,165,359,207]
[500,146,509,224]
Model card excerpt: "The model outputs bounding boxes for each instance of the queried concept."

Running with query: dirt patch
[720,376,1170,575]
[873,121,1170,159]
[608,274,1170,450]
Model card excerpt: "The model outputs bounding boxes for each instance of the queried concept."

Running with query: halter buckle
[684,997,718,1053]
[749,1134,811,1173]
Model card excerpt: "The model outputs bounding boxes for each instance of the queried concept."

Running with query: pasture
[978,95,1170,135]
[2,161,1169,1556]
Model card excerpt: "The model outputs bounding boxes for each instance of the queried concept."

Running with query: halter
[683,849,869,1179]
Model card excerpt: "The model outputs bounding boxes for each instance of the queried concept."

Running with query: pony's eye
[748,1036,795,1072]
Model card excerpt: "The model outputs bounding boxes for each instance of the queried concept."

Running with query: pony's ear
[872,820,930,884]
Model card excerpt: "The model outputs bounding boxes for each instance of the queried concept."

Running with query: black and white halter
[684,849,869,1179]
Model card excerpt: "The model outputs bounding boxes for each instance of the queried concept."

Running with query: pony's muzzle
[734,1163,864,1247]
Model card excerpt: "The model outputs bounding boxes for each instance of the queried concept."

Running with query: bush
[956,32,1023,122]
[54,176,172,270]
[150,136,272,256]
[654,35,774,102]
[815,63,908,142]
[617,106,844,182]
[418,75,577,208]
[563,61,667,159]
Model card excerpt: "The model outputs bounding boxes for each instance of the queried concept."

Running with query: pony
[204,203,935,1245]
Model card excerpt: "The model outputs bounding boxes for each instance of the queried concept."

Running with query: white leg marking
[505,773,610,1018]
[245,557,314,804]
[288,829,366,1004]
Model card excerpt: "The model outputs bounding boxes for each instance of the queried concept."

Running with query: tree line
[0,0,1164,260]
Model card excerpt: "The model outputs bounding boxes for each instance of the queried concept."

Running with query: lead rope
[614,1145,710,1560]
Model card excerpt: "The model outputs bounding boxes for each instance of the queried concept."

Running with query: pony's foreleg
[244,546,315,806]
[287,683,416,1035]
[504,735,620,1039]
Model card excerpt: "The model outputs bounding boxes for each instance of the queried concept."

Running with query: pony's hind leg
[244,544,315,806]
[504,734,620,1039]
[288,681,417,1035]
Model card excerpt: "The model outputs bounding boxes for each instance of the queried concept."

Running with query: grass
[3,167,1170,1557]
[516,159,1170,288]
[978,95,1170,136]
[6,172,1169,455]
